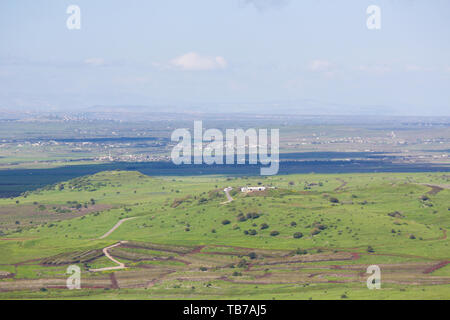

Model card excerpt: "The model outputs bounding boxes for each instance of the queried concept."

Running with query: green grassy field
[0,171,449,299]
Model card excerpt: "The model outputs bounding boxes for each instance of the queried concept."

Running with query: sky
[0,0,449,116]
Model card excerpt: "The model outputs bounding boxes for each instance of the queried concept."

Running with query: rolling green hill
[0,171,449,299]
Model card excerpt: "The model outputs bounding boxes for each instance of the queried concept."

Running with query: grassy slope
[0,171,449,299]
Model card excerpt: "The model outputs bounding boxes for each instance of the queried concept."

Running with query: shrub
[222,220,231,225]
[260,223,269,230]
[270,231,280,236]
[293,232,303,239]
[388,211,404,218]
[248,252,257,260]
[367,246,375,253]
[237,215,247,222]
[237,259,248,268]
[295,248,307,255]
[246,212,260,220]
[329,197,339,203]
[290,221,297,227]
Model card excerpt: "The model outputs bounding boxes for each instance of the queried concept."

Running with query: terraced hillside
[0,171,449,299]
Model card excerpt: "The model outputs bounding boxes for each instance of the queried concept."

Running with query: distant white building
[241,186,266,193]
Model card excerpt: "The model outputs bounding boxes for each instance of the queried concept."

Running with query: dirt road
[90,242,127,272]
[99,217,136,239]
[422,183,450,195]
[221,187,234,204]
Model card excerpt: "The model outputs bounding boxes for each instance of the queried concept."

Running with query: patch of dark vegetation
[122,241,194,254]
[236,212,261,222]
[329,197,339,204]
[260,223,269,230]
[388,211,404,218]
[41,249,103,265]
[294,248,308,255]
[293,232,303,239]
[208,189,225,200]
[171,195,192,208]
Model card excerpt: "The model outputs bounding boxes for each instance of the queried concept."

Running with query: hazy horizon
[1,0,450,116]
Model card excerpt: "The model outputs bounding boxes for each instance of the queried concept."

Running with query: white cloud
[170,52,227,71]
[308,60,332,72]
[84,58,105,67]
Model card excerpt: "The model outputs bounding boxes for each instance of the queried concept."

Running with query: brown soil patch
[423,261,450,274]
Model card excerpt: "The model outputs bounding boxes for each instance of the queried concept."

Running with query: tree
[329,197,339,203]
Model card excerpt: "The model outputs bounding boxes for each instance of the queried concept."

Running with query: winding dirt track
[98,217,136,239]
[90,217,138,272]
[90,242,127,272]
